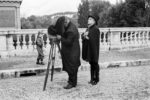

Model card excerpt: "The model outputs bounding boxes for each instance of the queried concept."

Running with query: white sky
[20,0,117,17]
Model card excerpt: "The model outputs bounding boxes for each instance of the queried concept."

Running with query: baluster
[138,32,141,46]
[102,32,105,51]
[142,31,145,43]
[100,32,102,46]
[125,32,129,48]
[148,32,150,46]
[131,32,134,44]
[146,31,149,43]
[140,32,142,45]
[100,32,103,51]
[34,34,38,49]
[22,34,26,49]
[103,32,106,45]
[143,31,146,46]
[144,31,148,45]
[140,32,143,45]
[7,34,15,51]
[122,32,125,45]
[16,35,21,50]
[43,34,47,48]
[118,32,121,49]
[102,32,105,45]
[46,34,50,49]
[120,32,123,44]
[147,32,150,46]
[120,32,123,49]
[28,34,33,50]
[104,32,108,51]
[106,32,109,45]
[128,32,131,45]
[108,31,112,50]
[136,32,138,44]
[125,32,128,45]
[130,32,134,47]
[134,31,137,47]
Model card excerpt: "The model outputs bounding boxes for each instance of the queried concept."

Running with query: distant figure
[36,31,45,65]
[82,13,100,85]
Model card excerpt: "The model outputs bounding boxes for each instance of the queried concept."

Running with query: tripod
[43,40,61,91]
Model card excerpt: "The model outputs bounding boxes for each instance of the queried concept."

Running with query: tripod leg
[56,43,63,71]
[56,43,61,56]
[51,44,57,81]
[43,44,54,91]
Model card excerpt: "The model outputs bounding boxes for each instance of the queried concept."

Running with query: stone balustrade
[0,27,150,58]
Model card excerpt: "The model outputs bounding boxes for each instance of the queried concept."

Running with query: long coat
[82,25,100,63]
[61,22,81,72]
[36,37,44,58]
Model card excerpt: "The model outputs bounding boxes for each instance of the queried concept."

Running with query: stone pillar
[0,31,8,57]
[0,0,22,29]
[0,0,22,58]
[110,31,121,50]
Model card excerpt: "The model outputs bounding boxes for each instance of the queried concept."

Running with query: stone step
[1,59,150,79]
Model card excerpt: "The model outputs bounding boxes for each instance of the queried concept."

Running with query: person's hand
[84,31,88,36]
[85,36,89,40]
[82,32,89,40]
[56,35,61,40]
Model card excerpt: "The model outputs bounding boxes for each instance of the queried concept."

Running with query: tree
[105,0,147,27]
[78,0,111,28]
[78,0,89,28]
[90,1,111,27]
[21,17,34,29]
[145,0,150,26]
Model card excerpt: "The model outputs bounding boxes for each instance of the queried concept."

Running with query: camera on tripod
[48,25,60,44]
[43,25,61,91]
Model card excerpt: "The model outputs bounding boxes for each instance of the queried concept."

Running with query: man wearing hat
[82,13,100,85]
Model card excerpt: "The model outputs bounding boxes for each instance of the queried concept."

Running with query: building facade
[0,0,22,29]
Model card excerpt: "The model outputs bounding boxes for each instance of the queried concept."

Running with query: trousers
[89,62,100,82]
[67,68,78,86]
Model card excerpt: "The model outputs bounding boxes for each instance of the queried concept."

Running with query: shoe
[36,62,40,65]
[92,81,98,85]
[40,62,45,65]
[88,80,98,85]
[88,80,93,84]
[63,84,75,89]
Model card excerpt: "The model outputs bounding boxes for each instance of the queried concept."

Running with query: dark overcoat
[61,22,81,72]
[82,25,100,63]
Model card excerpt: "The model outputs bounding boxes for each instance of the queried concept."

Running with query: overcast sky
[20,0,117,17]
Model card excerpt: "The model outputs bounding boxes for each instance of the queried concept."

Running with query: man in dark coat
[55,16,81,89]
[82,13,100,85]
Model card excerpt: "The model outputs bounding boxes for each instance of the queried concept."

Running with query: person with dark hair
[36,31,45,65]
[82,13,100,85]
[54,16,81,89]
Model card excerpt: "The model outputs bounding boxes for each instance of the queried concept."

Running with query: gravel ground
[1,66,150,100]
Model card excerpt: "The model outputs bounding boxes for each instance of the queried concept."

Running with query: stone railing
[0,27,150,57]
